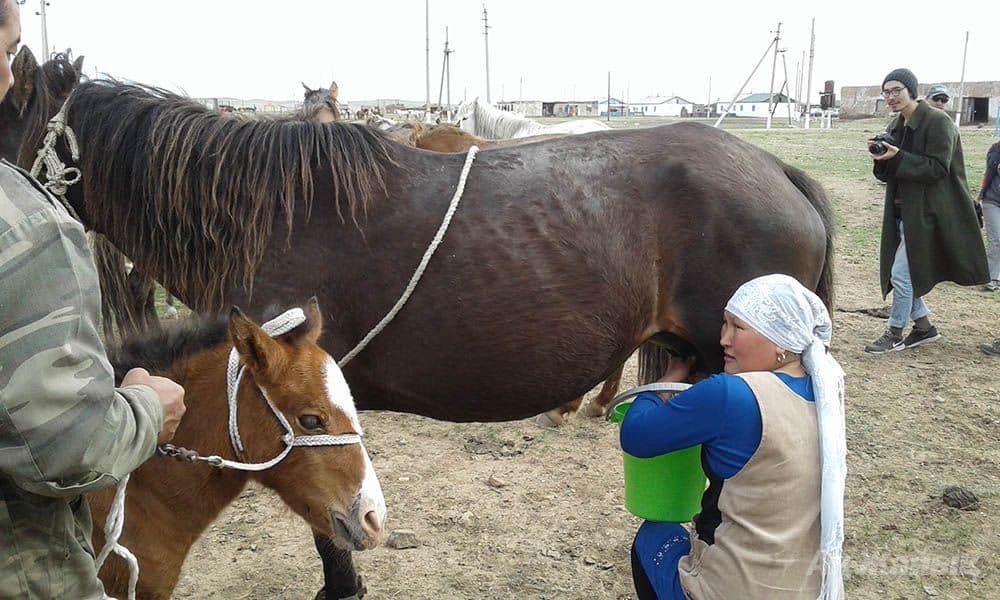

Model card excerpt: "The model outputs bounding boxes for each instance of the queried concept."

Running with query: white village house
[726,93,801,120]
[628,95,695,117]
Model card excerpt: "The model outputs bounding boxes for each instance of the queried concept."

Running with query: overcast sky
[16,0,998,105]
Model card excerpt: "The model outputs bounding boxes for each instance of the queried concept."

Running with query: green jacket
[0,161,164,599]
[874,100,989,298]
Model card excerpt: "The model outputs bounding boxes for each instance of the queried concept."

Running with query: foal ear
[303,297,323,344]
[72,55,85,75]
[229,307,281,374]
[301,81,313,93]
[328,81,339,99]
[10,47,38,113]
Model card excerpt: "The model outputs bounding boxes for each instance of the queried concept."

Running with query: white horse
[455,97,610,139]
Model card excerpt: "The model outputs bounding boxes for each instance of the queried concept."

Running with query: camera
[868,132,897,156]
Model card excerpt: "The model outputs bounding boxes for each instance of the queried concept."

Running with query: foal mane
[108,305,320,384]
[56,81,395,310]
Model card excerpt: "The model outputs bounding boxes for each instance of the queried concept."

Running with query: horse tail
[783,163,836,310]
[91,234,161,342]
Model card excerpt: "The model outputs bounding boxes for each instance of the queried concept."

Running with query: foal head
[228,298,385,550]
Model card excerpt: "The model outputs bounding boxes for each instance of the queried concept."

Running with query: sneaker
[980,340,1000,356]
[982,280,1000,292]
[902,325,941,349]
[865,329,904,354]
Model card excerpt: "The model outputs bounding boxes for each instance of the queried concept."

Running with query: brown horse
[91,298,385,599]
[21,80,833,598]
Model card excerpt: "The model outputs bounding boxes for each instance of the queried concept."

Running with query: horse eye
[298,415,324,431]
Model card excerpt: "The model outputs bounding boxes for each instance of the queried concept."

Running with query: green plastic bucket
[610,399,706,522]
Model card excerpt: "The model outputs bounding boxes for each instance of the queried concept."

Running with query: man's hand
[122,367,186,444]
[869,142,899,161]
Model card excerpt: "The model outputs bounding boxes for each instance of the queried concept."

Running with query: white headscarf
[725,274,846,600]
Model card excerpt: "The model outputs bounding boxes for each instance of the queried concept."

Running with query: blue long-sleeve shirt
[620,372,813,479]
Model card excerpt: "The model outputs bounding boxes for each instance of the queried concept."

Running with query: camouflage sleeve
[0,206,165,498]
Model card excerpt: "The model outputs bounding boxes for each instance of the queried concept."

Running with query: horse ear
[72,55,85,74]
[229,306,281,374]
[10,47,38,113]
[303,297,323,343]
[301,81,312,92]
[328,81,338,99]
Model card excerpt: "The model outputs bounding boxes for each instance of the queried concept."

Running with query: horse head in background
[0,46,84,163]
[92,298,386,598]
[454,96,610,139]
[301,80,341,123]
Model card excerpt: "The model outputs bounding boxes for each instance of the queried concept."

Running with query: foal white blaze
[324,357,386,547]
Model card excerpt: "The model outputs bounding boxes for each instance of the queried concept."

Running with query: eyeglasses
[882,86,907,98]
[931,96,949,103]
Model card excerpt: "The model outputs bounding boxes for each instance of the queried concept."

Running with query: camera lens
[870,142,887,156]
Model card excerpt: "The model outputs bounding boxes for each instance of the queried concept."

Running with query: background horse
[454,96,610,139]
[92,299,386,599]
[300,80,341,123]
[22,80,833,599]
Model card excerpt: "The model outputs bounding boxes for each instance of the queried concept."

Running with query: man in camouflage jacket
[0,161,185,596]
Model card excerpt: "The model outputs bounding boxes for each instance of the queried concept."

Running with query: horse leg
[313,531,365,600]
[533,396,583,428]
[580,364,625,418]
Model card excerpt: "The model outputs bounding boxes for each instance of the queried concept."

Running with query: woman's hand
[657,355,697,384]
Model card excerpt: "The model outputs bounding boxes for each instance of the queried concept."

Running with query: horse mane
[472,99,542,139]
[108,304,320,384]
[13,51,82,166]
[56,80,396,311]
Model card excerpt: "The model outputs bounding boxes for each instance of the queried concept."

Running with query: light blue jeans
[889,219,930,329]
[982,201,1000,282]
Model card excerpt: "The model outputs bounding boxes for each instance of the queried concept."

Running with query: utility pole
[766,22,781,129]
[707,76,712,117]
[956,31,968,126]
[714,36,778,128]
[437,27,454,119]
[425,0,430,119]
[607,71,611,122]
[804,18,816,129]
[37,0,50,59]
[482,4,492,103]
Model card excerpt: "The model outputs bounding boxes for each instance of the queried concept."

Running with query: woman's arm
[619,375,730,458]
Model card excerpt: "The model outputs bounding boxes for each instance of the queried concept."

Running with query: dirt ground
[165,119,999,599]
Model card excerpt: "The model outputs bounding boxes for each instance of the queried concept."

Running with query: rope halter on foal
[160,307,364,471]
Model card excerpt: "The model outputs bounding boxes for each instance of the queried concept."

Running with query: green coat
[874,100,988,299]
[0,161,164,599]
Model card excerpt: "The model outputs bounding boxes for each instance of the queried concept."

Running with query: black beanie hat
[883,68,918,100]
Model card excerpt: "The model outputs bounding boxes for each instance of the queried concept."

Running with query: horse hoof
[580,400,607,418]
[534,410,564,428]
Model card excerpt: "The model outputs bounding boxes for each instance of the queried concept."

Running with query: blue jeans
[889,219,930,329]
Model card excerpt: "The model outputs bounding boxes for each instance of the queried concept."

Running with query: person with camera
[864,68,988,354]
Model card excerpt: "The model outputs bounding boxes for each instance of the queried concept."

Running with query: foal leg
[313,531,366,600]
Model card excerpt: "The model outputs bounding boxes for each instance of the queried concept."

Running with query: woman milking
[620,274,847,599]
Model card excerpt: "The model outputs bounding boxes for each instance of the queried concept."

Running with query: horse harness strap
[337,145,479,368]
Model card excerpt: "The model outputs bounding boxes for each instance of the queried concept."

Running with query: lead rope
[29,103,83,221]
[337,145,478,368]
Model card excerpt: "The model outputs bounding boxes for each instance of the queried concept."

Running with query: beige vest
[678,371,821,599]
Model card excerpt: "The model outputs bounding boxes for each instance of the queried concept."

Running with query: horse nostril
[362,509,382,543]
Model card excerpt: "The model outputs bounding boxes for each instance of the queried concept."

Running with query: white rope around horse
[29,103,83,220]
[337,145,479,368]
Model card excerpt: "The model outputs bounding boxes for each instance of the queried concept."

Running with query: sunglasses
[931,95,949,102]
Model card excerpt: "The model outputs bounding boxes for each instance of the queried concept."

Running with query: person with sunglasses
[925,84,951,111]
[864,68,988,354]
